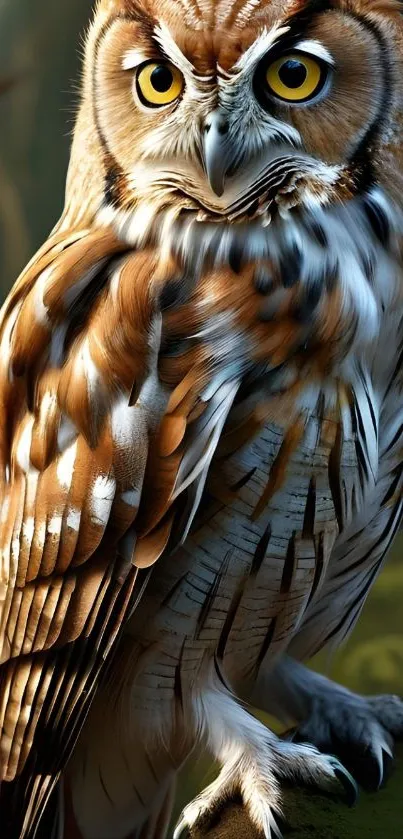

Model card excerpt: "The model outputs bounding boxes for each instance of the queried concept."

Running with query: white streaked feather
[233,26,290,74]
[154,22,196,77]
[293,40,335,65]
[16,417,34,474]
[122,49,148,71]
[56,441,78,491]
[90,474,116,527]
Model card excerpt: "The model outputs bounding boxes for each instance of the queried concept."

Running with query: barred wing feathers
[0,228,273,837]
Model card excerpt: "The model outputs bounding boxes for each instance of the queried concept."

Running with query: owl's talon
[372,745,393,790]
[329,760,359,806]
[289,690,402,792]
[175,735,359,839]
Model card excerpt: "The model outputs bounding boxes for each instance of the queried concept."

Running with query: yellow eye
[136,61,184,107]
[266,54,324,103]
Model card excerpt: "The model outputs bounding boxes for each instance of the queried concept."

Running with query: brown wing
[0,220,344,838]
[0,228,162,837]
[0,227,251,838]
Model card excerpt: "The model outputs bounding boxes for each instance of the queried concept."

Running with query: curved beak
[202,110,234,198]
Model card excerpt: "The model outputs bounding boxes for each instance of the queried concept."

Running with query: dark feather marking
[384,423,403,456]
[280,534,296,595]
[213,653,234,695]
[129,379,141,407]
[216,569,249,660]
[328,422,343,531]
[161,574,188,609]
[358,365,378,438]
[174,641,186,712]
[302,477,316,539]
[384,341,403,401]
[363,195,390,247]
[334,490,403,580]
[307,531,325,606]
[104,165,125,209]
[381,465,402,507]
[353,399,372,489]
[196,551,232,639]
[325,534,398,648]
[345,12,393,186]
[256,617,277,668]
[230,467,257,493]
[250,522,272,577]
[160,336,194,358]
[159,277,188,311]
[340,503,403,640]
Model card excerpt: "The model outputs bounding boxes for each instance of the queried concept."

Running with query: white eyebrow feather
[122,30,334,78]
[153,21,196,76]
[123,23,213,82]
[233,26,290,74]
[122,49,149,71]
[293,40,335,65]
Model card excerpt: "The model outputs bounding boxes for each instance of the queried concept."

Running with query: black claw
[363,194,390,246]
[279,243,303,288]
[380,748,395,786]
[333,766,359,808]
[348,745,394,792]
[254,265,274,295]
[321,734,394,793]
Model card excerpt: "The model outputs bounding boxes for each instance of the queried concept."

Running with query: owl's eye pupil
[150,66,174,93]
[278,60,308,89]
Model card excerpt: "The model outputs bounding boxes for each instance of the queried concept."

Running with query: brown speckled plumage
[1,1,403,837]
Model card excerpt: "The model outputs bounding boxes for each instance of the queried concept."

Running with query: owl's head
[61,0,403,240]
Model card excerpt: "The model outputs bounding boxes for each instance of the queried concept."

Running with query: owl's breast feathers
[0,215,394,832]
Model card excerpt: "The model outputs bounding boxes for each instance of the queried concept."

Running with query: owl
[1,1,403,838]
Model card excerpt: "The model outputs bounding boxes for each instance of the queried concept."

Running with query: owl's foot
[173,739,357,839]
[289,692,403,790]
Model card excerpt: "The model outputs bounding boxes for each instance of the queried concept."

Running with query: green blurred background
[0,0,402,830]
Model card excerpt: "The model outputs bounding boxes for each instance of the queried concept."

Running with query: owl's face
[84,0,402,237]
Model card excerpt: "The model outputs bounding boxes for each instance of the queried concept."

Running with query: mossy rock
[190,745,402,839]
